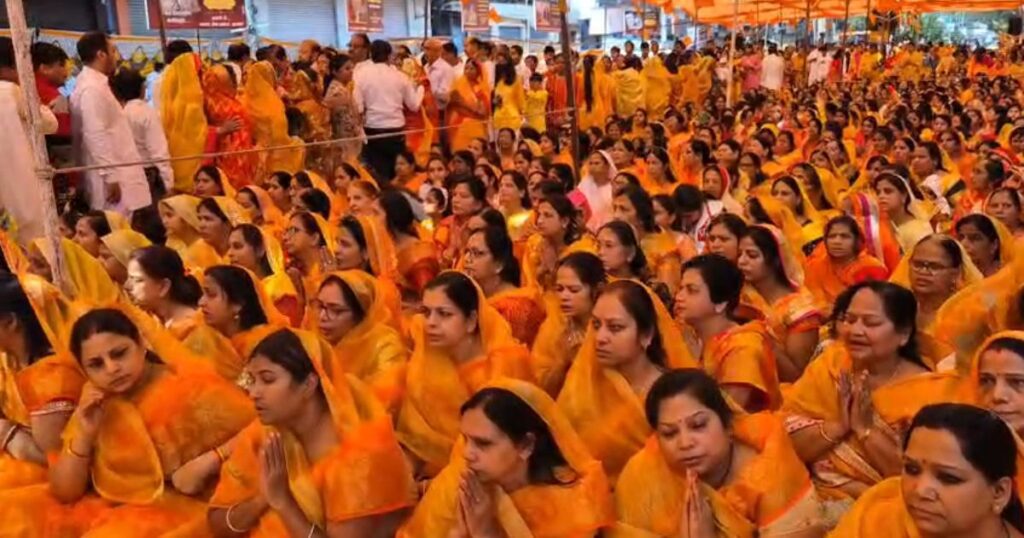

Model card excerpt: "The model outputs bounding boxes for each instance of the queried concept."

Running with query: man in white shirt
[807,45,831,86]
[443,42,464,78]
[512,45,532,89]
[760,44,785,91]
[70,32,152,214]
[0,37,59,243]
[111,68,173,198]
[423,39,455,110]
[349,33,371,76]
[353,40,424,183]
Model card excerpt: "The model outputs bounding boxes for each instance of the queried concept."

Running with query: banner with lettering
[348,0,384,32]
[146,0,246,30]
[535,0,561,33]
[462,0,491,32]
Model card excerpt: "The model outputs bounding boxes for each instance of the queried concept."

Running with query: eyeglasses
[910,259,954,275]
[309,300,350,320]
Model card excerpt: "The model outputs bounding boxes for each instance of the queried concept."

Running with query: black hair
[131,246,201,307]
[82,210,112,238]
[338,215,372,274]
[920,141,947,172]
[652,193,680,232]
[873,172,922,213]
[323,54,352,95]
[792,163,832,209]
[299,189,331,220]
[742,225,793,289]
[616,184,658,233]
[681,254,744,317]
[450,175,489,207]
[708,212,748,240]
[557,252,607,293]
[549,163,576,192]
[70,308,161,365]
[824,215,864,254]
[165,40,194,65]
[470,225,521,286]
[292,211,327,247]
[269,171,292,190]
[197,196,229,224]
[598,220,648,277]
[956,214,1001,262]
[425,272,480,323]
[461,387,574,485]
[538,193,581,245]
[991,187,1023,213]
[689,139,714,167]
[646,147,676,184]
[916,234,964,270]
[904,403,1024,533]
[377,189,418,238]
[645,368,733,429]
[195,165,226,195]
[672,184,705,213]
[204,265,269,331]
[370,40,392,63]
[77,32,110,64]
[30,42,68,70]
[292,171,315,190]
[475,208,507,230]
[0,271,53,363]
[232,224,274,277]
[0,37,13,69]
[601,279,667,366]
[978,158,1007,189]
[318,275,367,325]
[841,281,925,368]
[227,43,251,62]
[771,176,807,216]
[250,329,323,397]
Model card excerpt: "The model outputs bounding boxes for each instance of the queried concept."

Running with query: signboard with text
[462,0,491,32]
[348,0,384,32]
[146,0,246,30]
[535,0,561,33]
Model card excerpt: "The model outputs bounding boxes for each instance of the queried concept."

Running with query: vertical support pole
[558,0,580,171]
[726,0,738,107]
[4,0,68,293]
[156,0,168,56]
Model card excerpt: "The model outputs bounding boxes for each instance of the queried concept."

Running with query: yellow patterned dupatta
[399,378,615,538]
[210,329,416,535]
[611,413,820,538]
[557,281,697,483]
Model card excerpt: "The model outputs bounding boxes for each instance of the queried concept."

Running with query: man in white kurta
[70,32,151,215]
[0,37,58,244]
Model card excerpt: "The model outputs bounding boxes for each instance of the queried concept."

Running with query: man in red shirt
[31,42,70,139]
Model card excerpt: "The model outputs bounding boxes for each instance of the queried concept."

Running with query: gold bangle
[857,427,874,442]
[225,503,250,534]
[213,446,227,463]
[65,440,91,459]
[818,422,838,445]
[0,424,19,452]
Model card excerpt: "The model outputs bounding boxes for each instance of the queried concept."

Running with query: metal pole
[842,0,851,47]
[726,0,738,107]
[425,0,430,37]
[3,0,68,293]
[557,0,581,171]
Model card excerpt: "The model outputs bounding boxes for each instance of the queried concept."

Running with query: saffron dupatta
[203,64,257,189]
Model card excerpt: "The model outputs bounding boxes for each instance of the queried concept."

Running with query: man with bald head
[424,38,455,110]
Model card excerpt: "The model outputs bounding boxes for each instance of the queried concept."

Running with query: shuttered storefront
[253,0,337,45]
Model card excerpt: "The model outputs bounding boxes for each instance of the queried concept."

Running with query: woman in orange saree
[521,193,597,292]
[830,403,1024,538]
[327,215,405,334]
[0,306,253,537]
[613,369,822,538]
[243,60,303,179]
[374,190,440,312]
[781,282,960,521]
[227,224,302,327]
[125,246,203,340]
[97,230,152,287]
[27,237,121,306]
[804,215,890,313]
[202,63,257,190]
[844,191,902,272]
[208,328,416,537]
[532,252,607,396]
[558,280,696,483]
[0,272,83,491]
[196,196,250,261]
[674,255,780,412]
[282,211,334,309]
[236,185,287,235]
[287,68,331,145]
[184,265,287,382]
[738,225,824,382]
[954,213,1017,278]
[889,234,983,336]
[614,185,683,295]
[400,379,615,537]
[447,59,490,153]
[311,270,408,414]
[462,226,546,347]
[396,272,533,479]
[160,52,207,193]
[159,195,222,271]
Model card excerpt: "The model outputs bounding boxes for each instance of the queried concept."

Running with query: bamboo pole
[3,0,68,293]
[726,0,738,107]
[156,0,169,56]
[558,0,581,171]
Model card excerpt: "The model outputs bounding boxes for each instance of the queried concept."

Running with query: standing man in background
[71,32,151,214]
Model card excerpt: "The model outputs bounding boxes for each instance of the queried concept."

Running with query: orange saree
[203,64,257,189]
